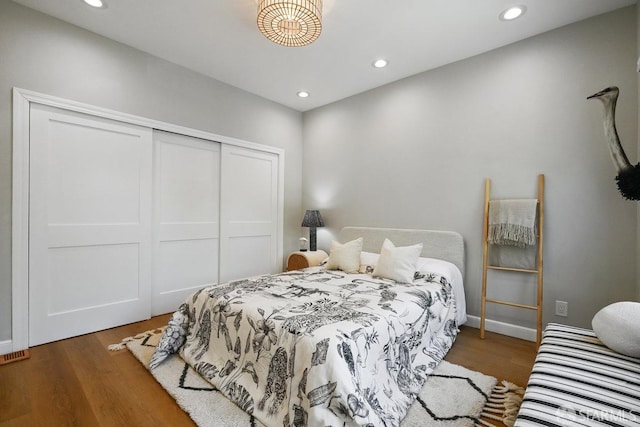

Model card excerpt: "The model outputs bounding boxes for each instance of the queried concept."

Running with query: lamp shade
[301,210,324,228]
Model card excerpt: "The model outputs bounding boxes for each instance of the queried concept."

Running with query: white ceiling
[12,0,637,111]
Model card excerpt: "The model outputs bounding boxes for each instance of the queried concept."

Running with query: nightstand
[286,250,328,271]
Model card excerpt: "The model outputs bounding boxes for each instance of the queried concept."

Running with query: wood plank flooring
[0,317,537,426]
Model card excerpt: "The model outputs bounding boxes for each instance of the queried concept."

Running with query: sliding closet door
[219,145,279,282]
[29,104,152,346]
[152,131,220,315]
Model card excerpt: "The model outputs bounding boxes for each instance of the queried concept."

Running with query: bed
[514,323,640,427]
[150,227,466,427]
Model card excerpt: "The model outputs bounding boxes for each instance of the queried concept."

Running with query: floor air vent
[0,349,30,365]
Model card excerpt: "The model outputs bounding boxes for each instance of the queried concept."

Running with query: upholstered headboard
[337,227,465,277]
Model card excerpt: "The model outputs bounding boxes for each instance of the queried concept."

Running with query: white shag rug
[116,329,522,427]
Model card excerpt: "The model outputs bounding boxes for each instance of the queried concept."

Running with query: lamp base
[309,227,317,252]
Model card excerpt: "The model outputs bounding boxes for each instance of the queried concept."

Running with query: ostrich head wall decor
[587,86,640,200]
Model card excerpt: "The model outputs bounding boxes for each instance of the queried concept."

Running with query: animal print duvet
[150,266,459,427]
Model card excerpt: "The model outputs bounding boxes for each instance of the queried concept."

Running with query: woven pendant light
[257,0,323,47]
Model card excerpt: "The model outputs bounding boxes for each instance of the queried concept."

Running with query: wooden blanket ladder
[480,174,544,346]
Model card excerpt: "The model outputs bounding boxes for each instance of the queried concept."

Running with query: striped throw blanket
[515,323,640,426]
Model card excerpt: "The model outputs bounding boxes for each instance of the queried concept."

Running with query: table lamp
[301,209,324,252]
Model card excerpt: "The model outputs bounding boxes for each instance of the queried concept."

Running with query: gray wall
[302,7,638,330]
[0,2,303,342]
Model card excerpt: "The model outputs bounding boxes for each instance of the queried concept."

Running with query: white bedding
[416,257,467,325]
[150,260,463,427]
[359,252,467,325]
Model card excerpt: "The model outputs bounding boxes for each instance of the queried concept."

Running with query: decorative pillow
[373,238,423,283]
[592,301,640,358]
[359,251,380,274]
[324,237,363,273]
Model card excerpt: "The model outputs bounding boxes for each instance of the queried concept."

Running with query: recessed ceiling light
[373,59,388,68]
[297,91,310,98]
[83,0,107,8]
[500,5,526,21]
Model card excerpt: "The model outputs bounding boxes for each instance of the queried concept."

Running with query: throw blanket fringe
[488,199,537,248]
[476,380,525,427]
[488,224,536,248]
[108,328,164,351]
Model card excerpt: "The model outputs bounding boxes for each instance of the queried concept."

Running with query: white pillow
[359,251,380,273]
[592,301,640,358]
[325,238,363,273]
[373,238,423,283]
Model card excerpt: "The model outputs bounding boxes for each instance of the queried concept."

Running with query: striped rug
[515,323,640,427]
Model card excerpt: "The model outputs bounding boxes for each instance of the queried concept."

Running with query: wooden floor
[445,326,538,388]
[0,317,537,427]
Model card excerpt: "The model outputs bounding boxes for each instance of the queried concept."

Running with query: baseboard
[465,315,537,342]
[0,339,13,356]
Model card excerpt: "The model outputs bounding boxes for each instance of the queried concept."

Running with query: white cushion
[592,301,640,358]
[373,238,423,283]
[325,237,363,273]
[358,251,380,273]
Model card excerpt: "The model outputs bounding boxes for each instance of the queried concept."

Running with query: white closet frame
[10,87,285,352]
